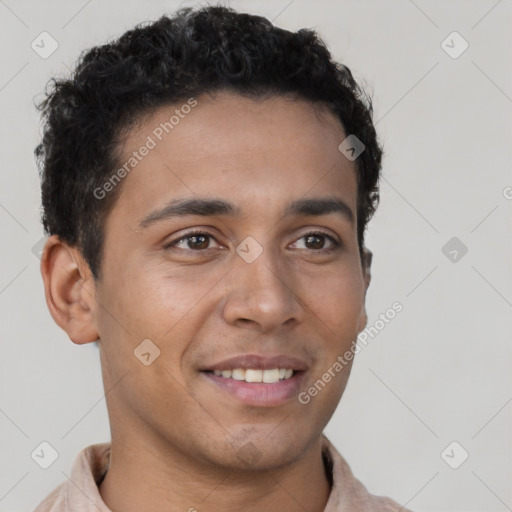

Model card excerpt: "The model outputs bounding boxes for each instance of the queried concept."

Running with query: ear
[357,246,373,332]
[40,235,99,344]
[362,246,372,294]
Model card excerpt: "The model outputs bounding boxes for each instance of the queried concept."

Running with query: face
[91,91,369,470]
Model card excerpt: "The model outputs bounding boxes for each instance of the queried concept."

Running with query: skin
[41,91,371,512]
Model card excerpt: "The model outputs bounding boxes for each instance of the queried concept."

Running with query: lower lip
[201,371,306,407]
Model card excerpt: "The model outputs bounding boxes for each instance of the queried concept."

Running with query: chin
[210,430,312,471]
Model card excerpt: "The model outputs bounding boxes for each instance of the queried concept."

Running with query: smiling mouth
[200,368,305,407]
[203,368,296,384]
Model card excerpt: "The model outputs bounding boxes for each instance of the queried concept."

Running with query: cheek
[97,264,227,384]
[101,264,208,338]
[304,267,365,337]
[95,269,206,416]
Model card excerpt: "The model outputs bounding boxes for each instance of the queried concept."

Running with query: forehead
[108,91,357,226]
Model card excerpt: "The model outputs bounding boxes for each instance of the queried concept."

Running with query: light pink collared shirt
[33,435,412,511]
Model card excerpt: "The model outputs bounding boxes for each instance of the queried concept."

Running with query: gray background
[0,0,511,510]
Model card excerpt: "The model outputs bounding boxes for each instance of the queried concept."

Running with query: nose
[221,243,304,333]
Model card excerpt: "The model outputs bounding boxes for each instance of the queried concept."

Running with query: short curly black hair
[35,4,383,280]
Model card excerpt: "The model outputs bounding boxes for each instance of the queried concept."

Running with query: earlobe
[40,235,99,344]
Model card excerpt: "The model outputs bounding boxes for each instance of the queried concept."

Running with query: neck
[98,433,332,512]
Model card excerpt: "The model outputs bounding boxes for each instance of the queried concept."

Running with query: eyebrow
[139,196,355,228]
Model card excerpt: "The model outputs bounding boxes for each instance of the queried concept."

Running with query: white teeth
[211,368,295,383]
[245,369,263,383]
[232,368,246,381]
[262,368,280,383]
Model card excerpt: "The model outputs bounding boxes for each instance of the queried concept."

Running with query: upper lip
[203,354,309,372]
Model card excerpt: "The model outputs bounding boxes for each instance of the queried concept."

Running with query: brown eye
[185,234,210,250]
[292,232,340,251]
[165,231,219,251]
[305,234,326,249]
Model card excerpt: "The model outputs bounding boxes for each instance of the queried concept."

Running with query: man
[33,5,411,511]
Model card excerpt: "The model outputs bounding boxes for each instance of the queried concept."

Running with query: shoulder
[321,434,413,512]
[32,481,68,512]
[32,443,111,512]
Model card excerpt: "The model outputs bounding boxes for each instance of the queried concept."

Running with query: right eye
[163,230,222,251]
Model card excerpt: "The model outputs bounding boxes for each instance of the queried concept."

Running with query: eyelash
[164,229,341,253]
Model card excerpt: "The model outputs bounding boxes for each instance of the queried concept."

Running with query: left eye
[290,232,340,251]
[164,230,340,252]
